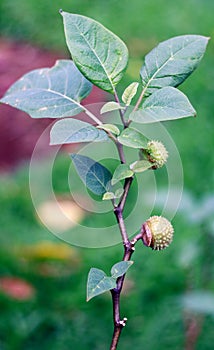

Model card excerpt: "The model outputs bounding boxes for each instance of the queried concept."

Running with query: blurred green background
[0,0,214,349]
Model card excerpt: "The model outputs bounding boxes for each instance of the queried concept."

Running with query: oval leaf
[97,124,120,136]
[102,188,124,201]
[130,87,196,123]
[115,188,124,198]
[111,164,133,185]
[130,160,152,173]
[0,60,92,118]
[122,82,139,106]
[100,102,122,114]
[50,119,108,145]
[61,11,129,93]
[87,268,116,301]
[118,128,149,148]
[140,35,209,95]
[102,192,115,200]
[71,154,112,195]
[111,261,134,279]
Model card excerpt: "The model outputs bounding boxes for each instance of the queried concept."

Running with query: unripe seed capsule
[141,216,174,250]
[146,140,168,169]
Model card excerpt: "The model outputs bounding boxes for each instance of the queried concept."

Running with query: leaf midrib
[143,37,201,90]
[71,19,114,92]
[74,156,109,192]
[142,105,194,116]
[6,87,84,110]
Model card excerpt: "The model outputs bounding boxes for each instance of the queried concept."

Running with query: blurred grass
[0,0,214,349]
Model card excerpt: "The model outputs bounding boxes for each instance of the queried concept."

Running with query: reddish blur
[0,276,35,300]
[0,39,106,171]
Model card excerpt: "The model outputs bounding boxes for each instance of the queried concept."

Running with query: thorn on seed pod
[141,216,174,251]
[145,140,168,169]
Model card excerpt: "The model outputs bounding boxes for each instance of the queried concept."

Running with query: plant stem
[109,92,142,350]
[110,231,141,350]
[110,326,122,350]
[127,86,147,126]
[110,177,141,350]
[110,242,134,350]
[116,142,126,164]
[114,89,127,127]
[118,177,133,211]
[133,86,147,113]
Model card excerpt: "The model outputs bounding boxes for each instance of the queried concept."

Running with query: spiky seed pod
[146,140,168,169]
[141,216,174,251]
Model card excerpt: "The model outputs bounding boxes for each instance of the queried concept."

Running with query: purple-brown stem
[114,89,128,128]
[110,177,142,350]
[109,86,145,349]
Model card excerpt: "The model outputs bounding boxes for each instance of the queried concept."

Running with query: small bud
[145,140,168,169]
[141,216,174,251]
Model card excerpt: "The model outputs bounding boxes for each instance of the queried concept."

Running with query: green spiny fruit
[145,141,168,169]
[141,215,174,250]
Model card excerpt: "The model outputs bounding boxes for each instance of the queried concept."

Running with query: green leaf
[97,124,120,136]
[111,164,133,185]
[71,154,112,195]
[111,261,134,279]
[61,11,129,93]
[50,119,108,145]
[0,60,92,118]
[100,102,123,114]
[118,128,149,148]
[102,192,115,200]
[115,188,124,198]
[130,160,152,173]
[102,188,124,201]
[87,268,116,301]
[140,35,209,95]
[130,87,196,123]
[122,82,139,106]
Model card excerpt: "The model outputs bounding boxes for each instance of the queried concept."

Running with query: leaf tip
[0,97,6,104]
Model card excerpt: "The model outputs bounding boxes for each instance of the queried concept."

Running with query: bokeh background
[0,0,214,349]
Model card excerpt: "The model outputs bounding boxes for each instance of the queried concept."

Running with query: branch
[110,232,142,350]
[127,86,147,126]
[118,177,133,212]
[113,177,134,244]
[114,89,127,127]
[116,142,126,164]
[110,191,142,350]
[109,91,141,350]
[114,207,129,245]
[132,86,147,113]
